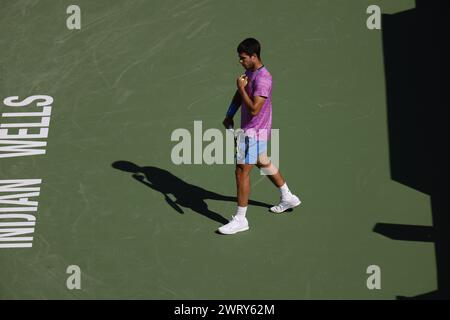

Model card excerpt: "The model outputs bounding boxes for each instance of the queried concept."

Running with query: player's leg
[256,148,301,214]
[218,136,257,235]
[217,163,253,235]
[256,153,285,187]
[236,163,253,207]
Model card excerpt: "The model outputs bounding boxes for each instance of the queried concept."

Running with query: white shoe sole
[218,226,249,235]
[270,198,301,213]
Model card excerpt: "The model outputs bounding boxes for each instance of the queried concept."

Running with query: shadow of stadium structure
[374,0,449,299]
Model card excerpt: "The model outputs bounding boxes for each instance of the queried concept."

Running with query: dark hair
[237,38,261,59]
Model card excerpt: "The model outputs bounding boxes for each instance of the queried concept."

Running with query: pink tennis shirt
[241,65,272,141]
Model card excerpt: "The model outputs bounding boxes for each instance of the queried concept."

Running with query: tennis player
[219,38,301,235]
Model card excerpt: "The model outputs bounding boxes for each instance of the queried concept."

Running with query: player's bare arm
[237,76,267,116]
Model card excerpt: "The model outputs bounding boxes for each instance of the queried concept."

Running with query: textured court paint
[0,0,435,299]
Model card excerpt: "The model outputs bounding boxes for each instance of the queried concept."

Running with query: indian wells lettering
[0,179,42,248]
[0,95,53,249]
[0,95,53,158]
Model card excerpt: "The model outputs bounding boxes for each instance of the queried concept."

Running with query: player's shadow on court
[112,161,272,225]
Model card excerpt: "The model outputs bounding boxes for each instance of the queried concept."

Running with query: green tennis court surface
[0,0,437,299]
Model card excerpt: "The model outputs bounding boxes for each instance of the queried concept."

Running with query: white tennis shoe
[270,193,301,213]
[218,215,249,235]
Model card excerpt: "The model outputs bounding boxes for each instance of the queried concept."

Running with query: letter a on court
[366,5,381,30]
[366,265,381,290]
[66,265,81,290]
[66,5,81,30]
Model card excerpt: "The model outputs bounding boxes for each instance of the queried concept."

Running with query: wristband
[225,102,239,118]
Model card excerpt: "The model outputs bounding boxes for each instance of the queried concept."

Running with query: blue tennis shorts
[236,136,268,164]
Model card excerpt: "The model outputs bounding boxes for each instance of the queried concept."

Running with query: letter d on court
[66,265,81,290]
[366,265,381,290]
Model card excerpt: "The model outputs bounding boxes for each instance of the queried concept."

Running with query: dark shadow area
[377,0,449,299]
[112,161,272,225]
[374,223,433,242]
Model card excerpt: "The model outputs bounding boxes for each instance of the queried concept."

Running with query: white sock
[235,206,247,219]
[279,183,291,198]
